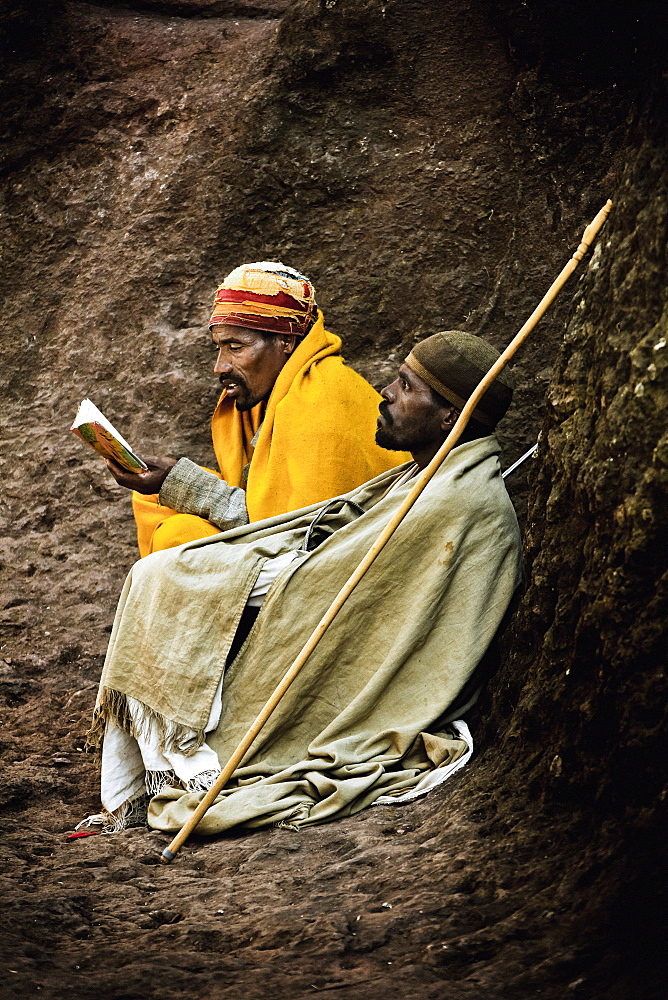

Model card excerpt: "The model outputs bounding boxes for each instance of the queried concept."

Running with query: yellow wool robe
[132,313,409,556]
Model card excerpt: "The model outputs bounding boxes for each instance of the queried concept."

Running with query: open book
[71,399,148,473]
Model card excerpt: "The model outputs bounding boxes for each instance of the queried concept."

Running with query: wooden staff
[160,199,612,863]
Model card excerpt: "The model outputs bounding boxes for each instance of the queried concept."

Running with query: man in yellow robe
[107,262,409,556]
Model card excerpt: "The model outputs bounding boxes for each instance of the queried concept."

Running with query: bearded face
[212,326,298,411]
[375,374,456,458]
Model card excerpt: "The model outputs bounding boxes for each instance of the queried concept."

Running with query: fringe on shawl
[108,771,221,832]
[103,793,149,833]
[85,686,206,760]
[77,769,222,835]
[80,772,177,833]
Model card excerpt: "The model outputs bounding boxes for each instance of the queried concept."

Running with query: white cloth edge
[372,720,473,806]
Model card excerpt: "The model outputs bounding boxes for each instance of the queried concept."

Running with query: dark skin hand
[105,454,178,495]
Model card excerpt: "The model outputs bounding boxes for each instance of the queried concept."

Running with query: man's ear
[280,335,298,355]
[439,406,460,433]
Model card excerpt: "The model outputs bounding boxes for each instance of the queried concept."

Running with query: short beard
[376,400,406,451]
[234,394,255,412]
[375,427,408,451]
[220,375,255,411]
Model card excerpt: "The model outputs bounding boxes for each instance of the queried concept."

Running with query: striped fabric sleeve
[159,458,249,530]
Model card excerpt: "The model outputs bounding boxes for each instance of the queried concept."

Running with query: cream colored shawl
[91,436,522,833]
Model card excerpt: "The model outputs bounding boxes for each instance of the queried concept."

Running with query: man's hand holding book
[103,453,177,494]
[71,399,177,494]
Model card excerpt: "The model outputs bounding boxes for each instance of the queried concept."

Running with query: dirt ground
[0,636,661,1000]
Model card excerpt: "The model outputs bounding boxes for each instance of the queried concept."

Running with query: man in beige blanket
[81,331,521,838]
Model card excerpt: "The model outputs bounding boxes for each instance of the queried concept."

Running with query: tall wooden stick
[160,199,612,863]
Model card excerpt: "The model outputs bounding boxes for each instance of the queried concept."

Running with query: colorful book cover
[71,399,147,474]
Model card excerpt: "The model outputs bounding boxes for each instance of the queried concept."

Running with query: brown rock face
[0,1,665,997]
[471,95,667,994]
[492,125,667,798]
[1,0,630,659]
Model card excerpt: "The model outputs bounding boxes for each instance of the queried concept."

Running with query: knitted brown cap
[405,331,513,428]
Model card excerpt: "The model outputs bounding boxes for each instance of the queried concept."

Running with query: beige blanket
[91,436,521,833]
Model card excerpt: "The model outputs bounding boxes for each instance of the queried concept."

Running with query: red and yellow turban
[209,261,317,337]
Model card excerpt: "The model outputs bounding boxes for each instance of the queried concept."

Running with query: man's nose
[380,383,395,403]
[214,350,232,375]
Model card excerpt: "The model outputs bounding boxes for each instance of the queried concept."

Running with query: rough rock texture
[0,0,629,661]
[472,93,667,995]
[0,1,665,998]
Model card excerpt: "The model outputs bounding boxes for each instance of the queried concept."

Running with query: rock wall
[0,0,630,665]
[468,88,667,994]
